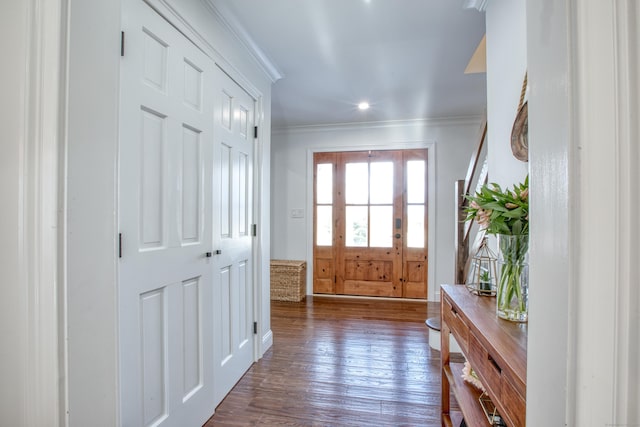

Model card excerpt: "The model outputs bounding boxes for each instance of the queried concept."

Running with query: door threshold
[311,293,429,303]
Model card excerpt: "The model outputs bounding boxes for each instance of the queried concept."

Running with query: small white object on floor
[425,318,462,353]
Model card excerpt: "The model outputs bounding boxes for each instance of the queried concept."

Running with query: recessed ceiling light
[358,102,370,110]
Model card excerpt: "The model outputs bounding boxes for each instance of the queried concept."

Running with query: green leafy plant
[479,270,492,291]
[465,175,529,236]
[465,176,530,321]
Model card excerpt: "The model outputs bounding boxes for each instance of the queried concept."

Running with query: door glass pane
[345,206,368,247]
[316,163,333,204]
[316,206,332,246]
[370,206,392,247]
[370,162,393,204]
[407,205,425,248]
[345,163,368,204]
[407,160,425,204]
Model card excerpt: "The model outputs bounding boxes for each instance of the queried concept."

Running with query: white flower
[461,361,485,392]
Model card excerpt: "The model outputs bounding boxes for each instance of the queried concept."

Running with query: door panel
[182,277,203,399]
[313,149,428,299]
[313,258,334,293]
[313,153,336,294]
[140,288,166,425]
[342,257,394,296]
[119,3,214,426]
[402,149,428,298]
[336,151,404,298]
[212,67,256,406]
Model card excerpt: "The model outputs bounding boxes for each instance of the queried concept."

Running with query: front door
[313,149,428,299]
[211,67,256,406]
[118,2,215,426]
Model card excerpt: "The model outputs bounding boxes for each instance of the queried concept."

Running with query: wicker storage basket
[270,260,306,302]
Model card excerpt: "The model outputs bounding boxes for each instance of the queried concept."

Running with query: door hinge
[118,233,123,258]
[120,31,125,57]
[253,322,258,334]
[254,126,258,139]
[251,224,257,237]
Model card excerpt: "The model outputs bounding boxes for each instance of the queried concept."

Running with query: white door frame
[1,0,66,425]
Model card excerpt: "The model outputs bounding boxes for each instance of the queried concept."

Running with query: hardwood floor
[204,296,453,426]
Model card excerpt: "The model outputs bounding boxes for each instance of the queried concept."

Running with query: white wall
[525,0,572,424]
[485,0,528,186]
[271,118,481,301]
[66,0,121,425]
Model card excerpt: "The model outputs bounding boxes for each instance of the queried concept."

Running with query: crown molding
[203,0,283,83]
[272,115,484,134]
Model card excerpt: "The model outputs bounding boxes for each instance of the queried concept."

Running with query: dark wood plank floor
[204,296,453,426]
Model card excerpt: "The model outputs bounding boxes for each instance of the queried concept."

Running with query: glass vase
[497,234,529,322]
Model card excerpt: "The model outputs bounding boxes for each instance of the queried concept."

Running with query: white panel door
[119,2,215,426]
[212,67,256,406]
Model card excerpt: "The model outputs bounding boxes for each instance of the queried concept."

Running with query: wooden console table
[440,285,527,426]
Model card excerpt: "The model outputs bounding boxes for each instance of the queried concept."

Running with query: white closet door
[211,67,256,406]
[118,2,215,425]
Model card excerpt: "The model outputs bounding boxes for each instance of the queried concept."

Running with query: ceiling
[211,0,487,129]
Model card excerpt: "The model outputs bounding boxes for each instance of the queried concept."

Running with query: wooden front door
[313,149,428,299]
